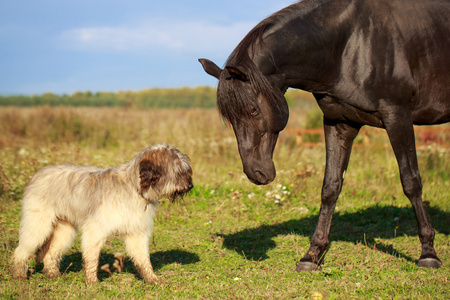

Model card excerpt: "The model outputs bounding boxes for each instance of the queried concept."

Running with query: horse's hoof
[295,261,321,272]
[417,258,442,269]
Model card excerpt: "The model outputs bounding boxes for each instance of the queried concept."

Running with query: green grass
[0,107,449,299]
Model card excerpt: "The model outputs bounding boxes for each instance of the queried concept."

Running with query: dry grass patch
[1,106,449,299]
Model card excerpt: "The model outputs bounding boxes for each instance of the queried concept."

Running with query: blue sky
[0,1,294,95]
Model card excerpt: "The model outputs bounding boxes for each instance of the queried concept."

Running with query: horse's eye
[250,108,259,116]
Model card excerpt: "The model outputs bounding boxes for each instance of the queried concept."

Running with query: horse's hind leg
[296,119,360,271]
[383,109,441,268]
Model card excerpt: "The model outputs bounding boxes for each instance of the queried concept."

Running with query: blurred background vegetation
[0,87,316,110]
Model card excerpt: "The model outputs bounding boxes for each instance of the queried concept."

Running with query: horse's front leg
[296,118,360,271]
[383,108,442,269]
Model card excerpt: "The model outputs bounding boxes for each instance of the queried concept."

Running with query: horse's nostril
[254,170,265,181]
[254,170,273,185]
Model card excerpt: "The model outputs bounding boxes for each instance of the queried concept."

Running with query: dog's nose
[188,183,194,190]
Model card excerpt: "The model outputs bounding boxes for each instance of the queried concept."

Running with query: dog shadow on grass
[219,205,449,264]
[54,249,199,282]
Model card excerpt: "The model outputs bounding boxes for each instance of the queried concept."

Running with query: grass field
[0,106,449,299]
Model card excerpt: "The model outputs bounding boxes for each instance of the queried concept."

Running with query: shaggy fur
[11,144,193,285]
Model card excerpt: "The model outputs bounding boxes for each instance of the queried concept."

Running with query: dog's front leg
[124,233,159,284]
[81,231,106,285]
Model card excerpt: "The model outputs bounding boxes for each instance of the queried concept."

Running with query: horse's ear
[225,66,248,81]
[199,58,222,79]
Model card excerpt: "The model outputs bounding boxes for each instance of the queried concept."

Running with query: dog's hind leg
[38,220,77,278]
[12,205,56,280]
[124,233,158,284]
[81,227,106,285]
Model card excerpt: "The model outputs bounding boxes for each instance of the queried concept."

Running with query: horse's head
[199,58,289,185]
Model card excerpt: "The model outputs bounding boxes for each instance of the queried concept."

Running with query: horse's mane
[217,3,301,124]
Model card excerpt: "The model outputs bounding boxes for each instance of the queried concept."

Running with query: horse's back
[394,0,450,124]
[339,0,450,125]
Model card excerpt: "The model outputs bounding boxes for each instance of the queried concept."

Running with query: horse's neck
[255,0,355,93]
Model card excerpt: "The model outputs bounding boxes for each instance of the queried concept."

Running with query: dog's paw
[84,274,100,285]
[43,269,61,279]
[11,265,28,281]
[144,274,159,285]
[11,273,28,280]
[84,278,100,286]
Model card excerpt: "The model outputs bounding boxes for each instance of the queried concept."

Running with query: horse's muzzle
[244,166,276,185]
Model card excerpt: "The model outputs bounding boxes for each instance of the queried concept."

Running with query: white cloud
[59,19,255,57]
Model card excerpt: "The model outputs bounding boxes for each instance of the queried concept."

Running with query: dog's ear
[139,159,161,191]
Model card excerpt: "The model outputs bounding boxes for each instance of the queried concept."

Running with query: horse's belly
[317,95,384,128]
[412,101,450,125]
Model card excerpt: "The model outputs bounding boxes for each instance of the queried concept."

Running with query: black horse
[200,0,449,271]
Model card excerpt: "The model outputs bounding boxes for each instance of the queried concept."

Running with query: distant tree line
[0,87,315,109]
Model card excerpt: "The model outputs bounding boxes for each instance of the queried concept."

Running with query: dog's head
[138,145,193,202]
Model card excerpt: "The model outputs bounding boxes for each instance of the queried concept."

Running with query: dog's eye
[250,107,259,116]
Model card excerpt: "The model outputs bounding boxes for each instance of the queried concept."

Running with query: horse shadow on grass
[219,205,449,264]
[43,249,199,282]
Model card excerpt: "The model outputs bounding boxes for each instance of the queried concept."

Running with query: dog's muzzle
[169,180,194,202]
[181,182,194,195]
